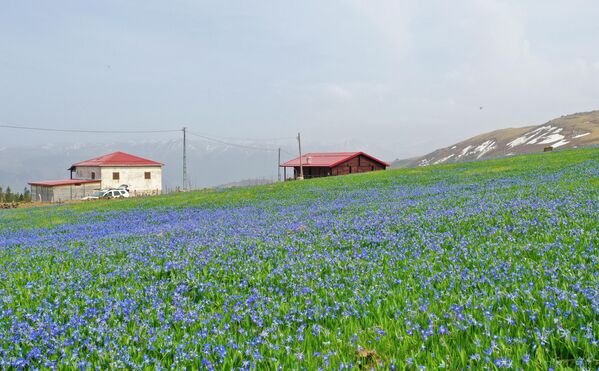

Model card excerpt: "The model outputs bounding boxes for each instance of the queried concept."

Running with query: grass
[0,147,598,369]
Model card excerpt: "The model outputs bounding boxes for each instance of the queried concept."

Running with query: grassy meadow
[0,148,598,369]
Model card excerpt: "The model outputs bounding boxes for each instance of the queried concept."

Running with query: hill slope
[0,148,598,369]
[392,110,599,168]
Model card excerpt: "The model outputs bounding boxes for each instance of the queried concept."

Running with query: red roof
[280,152,389,168]
[28,179,101,187]
[70,151,162,169]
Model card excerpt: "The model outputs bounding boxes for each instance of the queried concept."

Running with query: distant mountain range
[2,111,597,191]
[215,178,275,189]
[391,110,599,168]
[0,137,392,191]
[0,139,281,192]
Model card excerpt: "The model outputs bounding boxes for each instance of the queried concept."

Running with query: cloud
[322,83,353,102]
[1,1,598,159]
[348,0,412,52]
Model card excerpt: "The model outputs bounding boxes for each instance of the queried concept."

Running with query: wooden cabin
[280,152,389,180]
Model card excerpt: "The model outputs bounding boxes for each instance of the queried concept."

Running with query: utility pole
[278,147,281,182]
[182,127,187,190]
[297,132,304,180]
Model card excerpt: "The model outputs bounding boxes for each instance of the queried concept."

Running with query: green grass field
[1,148,598,369]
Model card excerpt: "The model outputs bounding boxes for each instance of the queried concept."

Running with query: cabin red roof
[280,152,389,168]
[28,179,101,187]
[69,151,162,169]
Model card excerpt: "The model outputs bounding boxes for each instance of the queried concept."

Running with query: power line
[0,123,181,134]
[187,130,285,152]
[280,148,295,156]
[2,121,302,189]
[1,122,299,154]
[1,123,297,145]
[188,131,296,142]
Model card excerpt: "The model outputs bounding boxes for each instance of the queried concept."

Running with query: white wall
[30,182,100,202]
[99,166,162,195]
[51,183,101,202]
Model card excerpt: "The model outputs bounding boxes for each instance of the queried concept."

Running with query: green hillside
[4,147,598,228]
[0,148,598,369]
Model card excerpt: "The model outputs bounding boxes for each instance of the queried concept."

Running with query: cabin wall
[289,155,387,179]
[332,155,386,176]
[293,166,331,179]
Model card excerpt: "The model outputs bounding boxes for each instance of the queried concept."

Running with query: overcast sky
[1,1,598,158]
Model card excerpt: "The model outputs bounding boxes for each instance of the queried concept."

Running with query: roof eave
[70,163,163,168]
[279,164,332,167]
[96,163,164,167]
[326,152,389,168]
[280,152,390,168]
[28,180,101,186]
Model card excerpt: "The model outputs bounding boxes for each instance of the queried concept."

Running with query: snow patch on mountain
[506,135,529,148]
[507,126,569,148]
[552,140,570,148]
[474,140,496,159]
[418,158,430,166]
[572,132,590,139]
[433,154,455,164]
[454,141,496,160]
[458,145,473,158]
[538,133,565,144]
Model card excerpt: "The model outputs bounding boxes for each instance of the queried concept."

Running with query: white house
[29,151,163,202]
[68,151,163,196]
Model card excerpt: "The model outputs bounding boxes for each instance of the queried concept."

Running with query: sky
[1,0,599,159]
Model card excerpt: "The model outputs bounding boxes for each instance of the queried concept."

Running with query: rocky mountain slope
[392,111,599,168]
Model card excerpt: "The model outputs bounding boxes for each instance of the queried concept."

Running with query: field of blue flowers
[1,148,598,369]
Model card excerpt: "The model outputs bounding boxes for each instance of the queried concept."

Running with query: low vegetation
[0,186,31,204]
[0,148,597,369]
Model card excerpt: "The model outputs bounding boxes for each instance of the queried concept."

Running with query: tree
[0,185,31,203]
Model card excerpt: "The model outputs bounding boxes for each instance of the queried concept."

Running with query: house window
[91,172,96,180]
[144,172,151,180]
[112,172,120,180]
